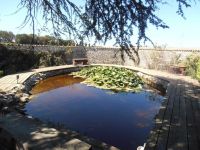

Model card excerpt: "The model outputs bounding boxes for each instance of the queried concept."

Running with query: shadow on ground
[0,111,118,150]
[145,74,200,150]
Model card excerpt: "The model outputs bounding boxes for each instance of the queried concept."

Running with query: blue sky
[0,0,200,48]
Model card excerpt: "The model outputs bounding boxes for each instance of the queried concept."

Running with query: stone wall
[6,45,123,65]
[137,48,200,69]
[5,44,200,68]
[86,47,123,65]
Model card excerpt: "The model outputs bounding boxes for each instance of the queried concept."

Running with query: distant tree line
[0,30,76,46]
[0,31,15,43]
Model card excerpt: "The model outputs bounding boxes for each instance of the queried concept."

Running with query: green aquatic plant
[71,66,143,92]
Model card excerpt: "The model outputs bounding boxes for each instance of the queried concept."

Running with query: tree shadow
[0,111,119,150]
[145,74,200,150]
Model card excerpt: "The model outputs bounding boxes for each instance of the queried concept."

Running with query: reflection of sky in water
[25,75,164,150]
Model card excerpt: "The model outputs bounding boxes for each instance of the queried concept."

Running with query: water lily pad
[71,66,143,92]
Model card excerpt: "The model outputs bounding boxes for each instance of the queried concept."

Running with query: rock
[0,95,7,99]
[19,93,30,102]
[22,93,29,97]
[15,93,22,99]
[0,93,18,106]
[1,98,14,106]
[5,95,13,100]
[63,139,91,150]
[137,143,146,150]
[5,99,15,105]
[27,115,33,119]
[1,106,11,113]
[19,85,25,91]
[0,91,6,95]
[20,96,29,102]
[0,101,4,108]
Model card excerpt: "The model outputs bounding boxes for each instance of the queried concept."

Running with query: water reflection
[31,75,84,94]
[26,74,164,150]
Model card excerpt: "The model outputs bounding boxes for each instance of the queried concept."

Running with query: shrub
[169,53,181,65]
[0,44,69,74]
[148,51,163,69]
[147,45,170,70]
[184,53,200,80]
[36,51,66,67]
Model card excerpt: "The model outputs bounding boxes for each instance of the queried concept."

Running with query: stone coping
[23,64,169,95]
[21,64,169,150]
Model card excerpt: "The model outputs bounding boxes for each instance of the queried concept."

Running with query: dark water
[25,75,164,150]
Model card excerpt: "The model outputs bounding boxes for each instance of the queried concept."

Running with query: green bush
[36,51,66,67]
[184,53,200,80]
[0,44,69,75]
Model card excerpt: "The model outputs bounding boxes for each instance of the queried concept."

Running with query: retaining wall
[5,45,200,68]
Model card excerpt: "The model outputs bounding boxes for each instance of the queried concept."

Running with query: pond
[24,74,164,150]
